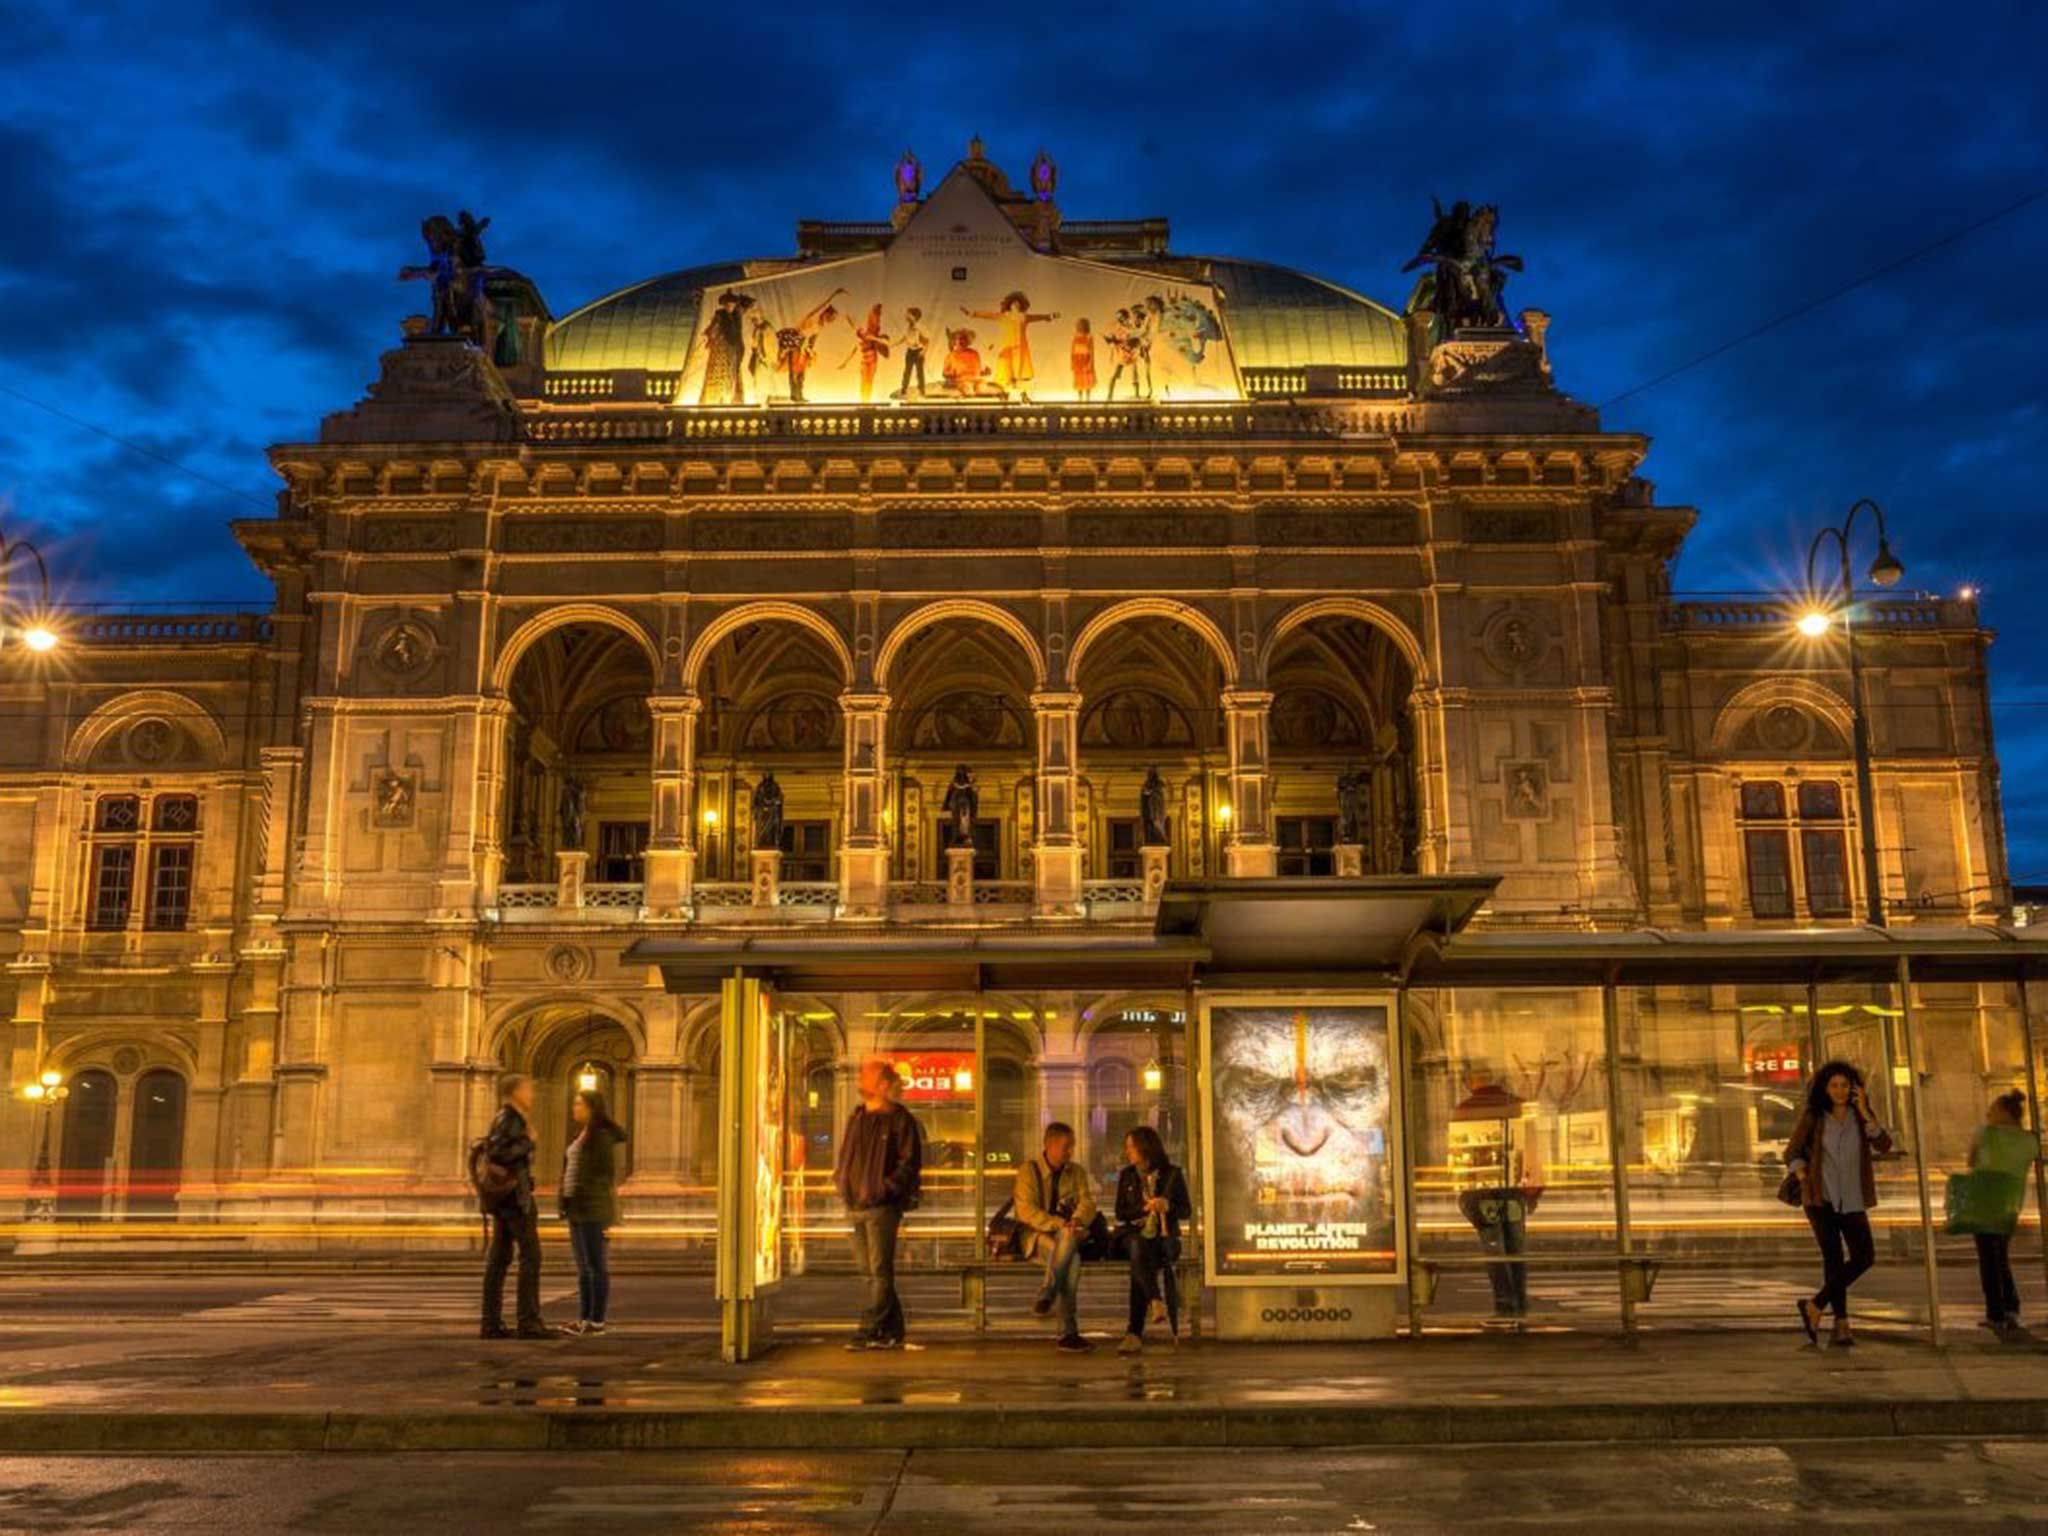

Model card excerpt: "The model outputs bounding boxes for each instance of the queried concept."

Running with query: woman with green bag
[1964,1091,2038,1334]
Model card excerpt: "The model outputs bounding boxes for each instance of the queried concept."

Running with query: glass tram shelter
[629,878,2048,1362]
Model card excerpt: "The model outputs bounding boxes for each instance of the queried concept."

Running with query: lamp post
[21,1069,69,1221]
[1,518,59,655]
[1795,499,1905,928]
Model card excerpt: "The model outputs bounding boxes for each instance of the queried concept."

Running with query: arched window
[57,1069,118,1218]
[127,1070,186,1216]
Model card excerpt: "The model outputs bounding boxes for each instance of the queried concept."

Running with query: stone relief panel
[1269,687,1367,749]
[1068,510,1230,547]
[693,514,854,552]
[742,692,844,752]
[500,519,662,553]
[878,510,1040,549]
[1471,714,1574,867]
[343,725,446,875]
[1476,600,1563,684]
[1256,507,1420,546]
[907,692,1027,751]
[1079,690,1198,750]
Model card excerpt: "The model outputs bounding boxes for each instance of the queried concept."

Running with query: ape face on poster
[1200,995,1405,1286]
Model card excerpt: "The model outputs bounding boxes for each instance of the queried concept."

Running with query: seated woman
[1115,1125,1192,1354]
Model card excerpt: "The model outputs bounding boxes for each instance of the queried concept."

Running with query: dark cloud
[2,0,2046,863]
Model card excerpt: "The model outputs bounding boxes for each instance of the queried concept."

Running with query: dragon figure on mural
[399,211,498,351]
[1401,199,1522,343]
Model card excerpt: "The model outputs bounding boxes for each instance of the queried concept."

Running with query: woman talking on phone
[1786,1061,1893,1347]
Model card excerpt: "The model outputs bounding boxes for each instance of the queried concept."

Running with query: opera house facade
[0,142,2028,1324]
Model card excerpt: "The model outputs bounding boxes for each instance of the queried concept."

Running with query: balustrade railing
[970,881,1035,905]
[777,882,840,908]
[495,884,556,910]
[584,883,645,909]
[1082,879,1150,907]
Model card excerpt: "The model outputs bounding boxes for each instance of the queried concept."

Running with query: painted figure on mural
[961,292,1058,396]
[558,775,586,853]
[942,765,979,848]
[751,772,785,852]
[1069,318,1097,400]
[399,212,495,349]
[698,291,749,405]
[1140,766,1170,847]
[1105,310,1141,401]
[894,307,930,399]
[1337,766,1369,847]
[1126,301,1155,397]
[776,288,847,403]
[842,304,891,404]
[1148,291,1225,389]
[745,306,777,395]
[943,328,993,396]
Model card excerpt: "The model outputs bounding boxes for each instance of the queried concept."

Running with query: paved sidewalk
[2,1303,2046,1452]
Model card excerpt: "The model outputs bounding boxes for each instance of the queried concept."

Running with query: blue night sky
[3,1,2045,864]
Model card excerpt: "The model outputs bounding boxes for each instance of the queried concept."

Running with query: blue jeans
[568,1221,610,1324]
[847,1205,905,1342]
[1028,1226,1084,1334]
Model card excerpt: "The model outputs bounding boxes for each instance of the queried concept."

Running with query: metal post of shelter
[1397,983,1424,1340]
[1600,975,1637,1335]
[972,1002,988,1334]
[2016,970,2048,1301]
[1897,954,1942,1345]
[1182,981,1203,1339]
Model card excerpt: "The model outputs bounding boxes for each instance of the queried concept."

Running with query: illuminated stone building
[0,141,2017,1252]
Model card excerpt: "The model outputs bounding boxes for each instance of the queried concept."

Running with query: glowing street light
[21,624,58,653]
[2,519,58,656]
[1793,498,1906,928]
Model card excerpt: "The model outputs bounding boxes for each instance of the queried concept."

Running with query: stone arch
[876,600,1047,691]
[46,1030,199,1082]
[682,602,854,693]
[483,994,650,1068]
[491,603,661,693]
[64,690,229,770]
[1260,597,1429,686]
[1708,677,1856,755]
[1069,598,1237,687]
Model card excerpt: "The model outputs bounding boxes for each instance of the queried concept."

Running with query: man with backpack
[476,1073,555,1339]
[1014,1122,1098,1352]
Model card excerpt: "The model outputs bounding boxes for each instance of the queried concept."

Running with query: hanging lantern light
[1142,1058,1163,1093]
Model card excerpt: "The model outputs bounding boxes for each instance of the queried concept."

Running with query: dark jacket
[835,1102,924,1211]
[1115,1160,1192,1240]
[559,1121,628,1226]
[484,1103,537,1216]
[1786,1106,1893,1210]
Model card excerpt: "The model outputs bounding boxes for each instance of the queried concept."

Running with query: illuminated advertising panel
[1201,995,1404,1285]
[751,992,787,1294]
[886,1051,975,1103]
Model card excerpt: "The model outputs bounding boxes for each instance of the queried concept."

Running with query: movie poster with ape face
[1204,999,1402,1281]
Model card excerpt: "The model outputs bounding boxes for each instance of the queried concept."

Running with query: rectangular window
[1106,819,1143,880]
[146,845,195,931]
[594,821,648,883]
[779,820,832,882]
[1744,829,1794,919]
[1276,817,1338,877]
[1796,781,1843,820]
[1739,781,1786,819]
[1801,829,1851,917]
[939,819,1002,882]
[89,845,136,930]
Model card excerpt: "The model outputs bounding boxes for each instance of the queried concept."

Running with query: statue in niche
[941,764,979,848]
[1140,766,1171,847]
[751,772,784,852]
[399,211,497,350]
[1402,199,1522,341]
[1337,765,1370,847]
[558,774,586,853]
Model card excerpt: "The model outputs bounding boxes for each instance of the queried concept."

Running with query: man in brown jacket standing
[834,1057,924,1349]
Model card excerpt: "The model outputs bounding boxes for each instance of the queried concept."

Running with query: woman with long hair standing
[1115,1124,1192,1355]
[559,1088,628,1335]
[1786,1061,1892,1347]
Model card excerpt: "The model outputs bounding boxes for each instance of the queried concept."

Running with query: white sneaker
[1118,1332,1143,1355]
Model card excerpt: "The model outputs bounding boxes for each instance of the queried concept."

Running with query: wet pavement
[4,1441,2048,1531]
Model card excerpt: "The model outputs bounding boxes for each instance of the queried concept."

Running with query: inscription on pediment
[878,511,1040,549]
[1464,507,1558,543]
[1256,507,1420,546]
[692,515,854,552]
[1068,511,1230,547]
[360,519,456,553]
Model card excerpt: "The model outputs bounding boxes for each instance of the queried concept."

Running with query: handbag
[1944,1169,2024,1237]
[1774,1168,1804,1208]
[985,1197,1026,1261]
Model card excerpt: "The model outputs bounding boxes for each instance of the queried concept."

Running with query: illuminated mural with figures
[673,171,1243,407]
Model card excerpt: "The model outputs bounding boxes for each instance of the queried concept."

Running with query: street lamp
[21,1068,68,1221]
[1795,498,1904,927]
[1,518,59,656]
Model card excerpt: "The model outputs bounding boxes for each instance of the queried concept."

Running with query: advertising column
[715,974,787,1362]
[1200,993,1406,1340]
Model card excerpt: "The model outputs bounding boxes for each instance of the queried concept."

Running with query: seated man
[1012,1121,1097,1352]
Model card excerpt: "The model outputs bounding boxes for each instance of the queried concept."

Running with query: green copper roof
[1198,258,1408,372]
[545,262,748,372]
[543,255,1406,376]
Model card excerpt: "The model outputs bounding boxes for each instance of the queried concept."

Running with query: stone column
[1222,689,1277,876]
[556,850,588,909]
[947,844,976,905]
[644,693,700,916]
[1031,690,1083,912]
[254,747,303,913]
[839,692,890,915]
